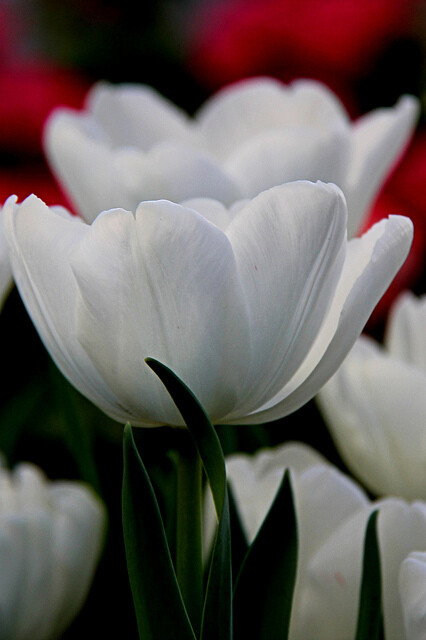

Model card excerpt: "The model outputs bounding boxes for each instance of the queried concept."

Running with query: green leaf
[228,484,249,583]
[355,510,384,640]
[122,424,196,640]
[233,470,298,640]
[146,358,232,640]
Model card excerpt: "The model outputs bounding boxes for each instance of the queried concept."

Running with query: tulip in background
[317,291,426,500]
[219,442,426,640]
[0,214,13,310]
[2,181,413,427]
[44,77,418,237]
[399,552,426,640]
[362,132,426,324]
[0,458,105,640]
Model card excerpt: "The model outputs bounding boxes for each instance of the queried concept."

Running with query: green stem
[176,434,204,637]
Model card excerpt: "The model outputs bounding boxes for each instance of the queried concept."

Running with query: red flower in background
[188,0,420,112]
[363,132,426,326]
[0,5,88,207]
[0,64,88,157]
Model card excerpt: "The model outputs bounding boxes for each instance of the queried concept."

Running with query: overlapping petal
[196,78,349,159]
[386,291,426,370]
[231,214,413,423]
[317,292,426,499]
[45,77,418,232]
[3,181,413,427]
[344,95,419,236]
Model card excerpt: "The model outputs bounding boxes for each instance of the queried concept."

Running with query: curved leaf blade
[355,510,384,640]
[146,358,232,640]
[233,470,298,640]
[122,424,196,640]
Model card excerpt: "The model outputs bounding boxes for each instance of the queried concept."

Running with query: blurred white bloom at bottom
[317,291,426,499]
[0,460,105,640]
[217,443,426,640]
[400,552,426,640]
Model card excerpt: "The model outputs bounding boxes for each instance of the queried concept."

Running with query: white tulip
[44,78,418,233]
[0,460,105,640]
[0,210,13,309]
[224,443,426,640]
[3,181,412,427]
[317,292,426,499]
[399,551,426,640]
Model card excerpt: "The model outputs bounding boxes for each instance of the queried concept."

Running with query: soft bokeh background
[0,0,425,637]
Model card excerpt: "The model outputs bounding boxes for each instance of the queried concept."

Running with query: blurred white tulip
[44,78,418,233]
[223,443,426,640]
[2,181,412,426]
[0,211,13,309]
[317,292,426,499]
[399,551,426,640]
[0,460,105,640]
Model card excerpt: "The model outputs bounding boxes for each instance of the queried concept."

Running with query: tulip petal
[44,111,128,222]
[181,198,233,230]
[70,201,250,426]
[344,95,419,236]
[114,142,242,207]
[45,112,241,221]
[224,181,347,418]
[0,463,105,640]
[196,78,294,159]
[385,291,426,371]
[290,466,369,640]
[2,195,126,421]
[0,210,13,308]
[236,214,413,424]
[399,551,426,640]
[47,483,105,636]
[378,499,426,640]
[226,443,327,543]
[294,506,371,640]
[225,126,351,198]
[317,337,426,499]
[87,81,193,150]
[196,77,348,160]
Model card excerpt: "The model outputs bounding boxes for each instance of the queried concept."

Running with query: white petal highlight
[231,214,413,424]
[70,200,250,426]
[344,95,419,235]
[2,195,127,423]
[225,181,347,418]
